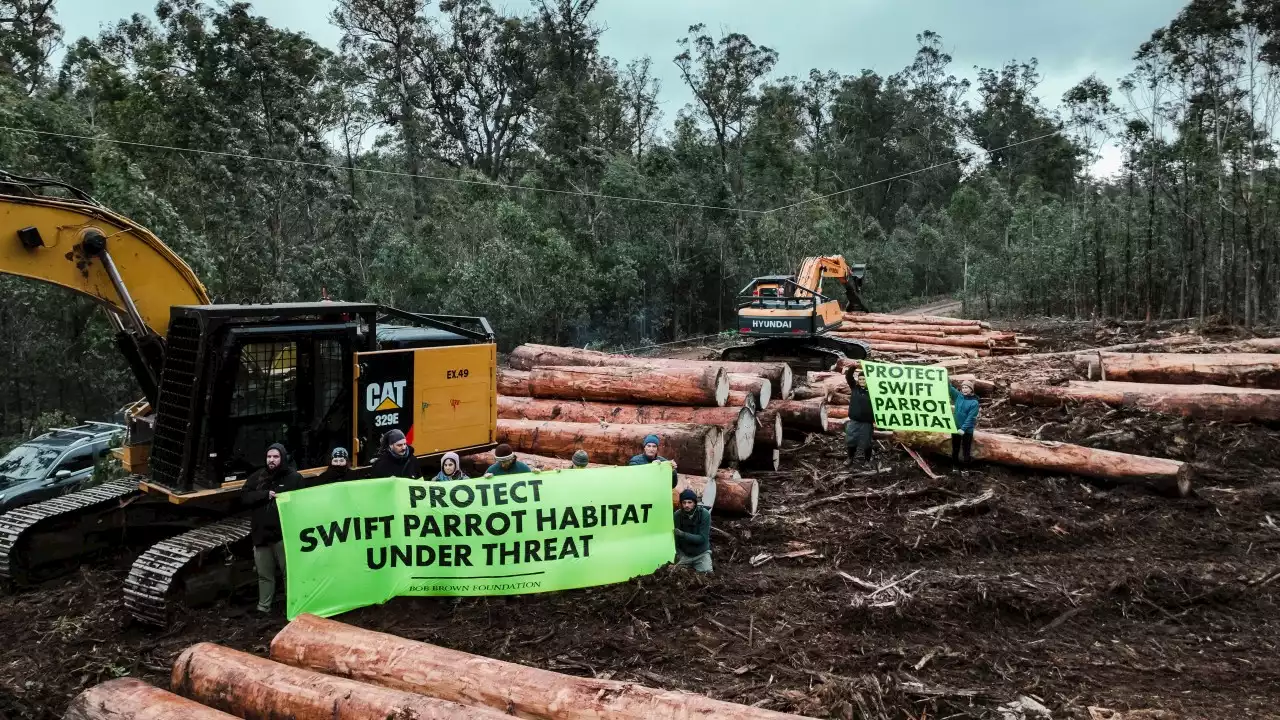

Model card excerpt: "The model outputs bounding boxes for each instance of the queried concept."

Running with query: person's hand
[670,459,677,470]
[268,490,277,500]
[531,467,541,474]
[483,472,494,479]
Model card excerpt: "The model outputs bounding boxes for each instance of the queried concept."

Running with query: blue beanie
[643,434,660,447]
[679,488,698,503]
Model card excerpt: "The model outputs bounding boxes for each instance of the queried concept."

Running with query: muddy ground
[2,318,1279,719]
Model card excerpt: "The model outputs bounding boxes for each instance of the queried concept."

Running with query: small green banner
[276,463,675,619]
[859,360,957,433]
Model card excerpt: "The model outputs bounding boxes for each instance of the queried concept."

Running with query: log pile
[829,312,1032,358]
[70,616,813,719]
[1010,380,1280,423]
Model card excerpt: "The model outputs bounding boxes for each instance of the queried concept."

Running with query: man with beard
[672,488,712,573]
[369,428,422,479]
[241,443,303,613]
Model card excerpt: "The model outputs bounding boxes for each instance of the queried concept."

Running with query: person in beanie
[571,449,590,468]
[313,447,352,486]
[369,428,422,479]
[433,451,469,481]
[484,443,534,477]
[241,443,303,613]
[949,379,980,466]
[672,488,712,573]
[628,434,678,486]
[844,368,875,464]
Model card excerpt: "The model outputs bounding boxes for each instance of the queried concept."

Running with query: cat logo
[365,380,408,412]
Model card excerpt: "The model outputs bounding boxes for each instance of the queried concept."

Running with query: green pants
[675,549,713,573]
[253,542,286,612]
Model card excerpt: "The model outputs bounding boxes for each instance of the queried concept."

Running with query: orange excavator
[721,256,871,370]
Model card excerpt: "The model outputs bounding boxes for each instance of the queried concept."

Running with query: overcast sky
[58,0,1190,176]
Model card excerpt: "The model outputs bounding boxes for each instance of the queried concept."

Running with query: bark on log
[1009,380,1280,423]
[459,450,719,508]
[714,475,759,516]
[825,418,848,435]
[495,397,754,463]
[1077,352,1280,388]
[725,389,759,412]
[497,419,725,475]
[507,344,793,397]
[270,614,815,720]
[728,373,772,408]
[754,410,784,448]
[743,447,780,471]
[789,386,830,401]
[828,405,849,419]
[895,431,1193,497]
[770,399,828,433]
[853,339,985,358]
[844,312,986,327]
[528,365,728,407]
[65,678,237,720]
[949,374,996,396]
[172,642,508,720]
[838,322,986,335]
[499,369,531,396]
[855,332,997,349]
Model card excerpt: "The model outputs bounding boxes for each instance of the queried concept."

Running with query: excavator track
[0,478,143,585]
[123,515,253,626]
[721,336,870,373]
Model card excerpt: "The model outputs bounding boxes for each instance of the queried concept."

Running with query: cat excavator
[0,171,498,624]
[722,255,872,370]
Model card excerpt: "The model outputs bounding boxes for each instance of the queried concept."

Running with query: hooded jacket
[369,444,423,479]
[241,443,304,546]
[433,451,469,481]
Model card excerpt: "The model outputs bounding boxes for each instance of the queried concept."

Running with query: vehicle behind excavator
[0,171,498,624]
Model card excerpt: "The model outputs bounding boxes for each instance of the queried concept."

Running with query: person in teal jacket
[949,380,980,465]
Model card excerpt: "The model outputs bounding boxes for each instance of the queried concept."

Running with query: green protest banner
[859,360,957,433]
[276,463,675,619]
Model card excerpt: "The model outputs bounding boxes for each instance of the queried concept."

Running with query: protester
[628,434,678,486]
[484,443,536,477]
[312,447,352,486]
[241,443,303,614]
[949,379,981,466]
[571,449,590,468]
[433,451,469,481]
[844,368,875,464]
[368,428,422,479]
[672,488,712,573]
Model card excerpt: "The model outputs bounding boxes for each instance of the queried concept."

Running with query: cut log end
[713,476,759,516]
[66,678,238,720]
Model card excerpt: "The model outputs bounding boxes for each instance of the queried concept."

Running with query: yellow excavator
[722,255,872,370]
[0,171,498,624]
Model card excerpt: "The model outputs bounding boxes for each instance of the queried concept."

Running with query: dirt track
[2,318,1279,719]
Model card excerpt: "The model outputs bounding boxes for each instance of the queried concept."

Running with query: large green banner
[860,360,957,433]
[276,463,675,619]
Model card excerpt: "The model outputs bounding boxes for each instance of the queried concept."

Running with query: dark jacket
[674,505,711,556]
[242,464,303,546]
[312,464,352,487]
[629,453,679,488]
[847,383,874,424]
[950,385,980,433]
[369,446,422,479]
[485,460,532,476]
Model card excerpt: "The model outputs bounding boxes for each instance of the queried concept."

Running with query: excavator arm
[0,171,211,403]
[793,255,871,312]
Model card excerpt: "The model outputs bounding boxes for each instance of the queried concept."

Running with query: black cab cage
[736,277,834,311]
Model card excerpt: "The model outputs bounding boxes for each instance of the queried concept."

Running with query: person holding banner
[844,368,876,465]
[673,488,712,573]
[312,447,353,486]
[949,380,981,466]
[629,434,679,487]
[369,429,423,479]
[242,443,303,613]
[432,451,470,481]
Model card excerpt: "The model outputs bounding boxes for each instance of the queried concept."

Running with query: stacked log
[65,678,238,720]
[1074,352,1280,389]
[458,450,718,508]
[831,311,1031,358]
[713,469,759,516]
[496,419,725,475]
[526,365,729,406]
[1009,380,1280,423]
[769,399,828,433]
[728,373,772,408]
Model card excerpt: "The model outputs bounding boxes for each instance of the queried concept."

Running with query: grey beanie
[383,428,406,445]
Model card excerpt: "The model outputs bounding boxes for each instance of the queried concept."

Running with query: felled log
[507,344,793,398]
[770,399,828,433]
[855,332,996,349]
[495,398,755,462]
[896,431,1193,497]
[1009,380,1280,423]
[839,323,985,336]
[1238,337,1280,353]
[528,365,728,407]
[1075,352,1280,389]
[497,419,724,475]
[714,471,759,516]
[172,642,508,720]
[825,417,848,435]
[1001,335,1202,361]
[498,369,531,396]
[270,615,812,720]
[754,409,784,448]
[789,386,830,401]
[743,447,780,471]
[844,312,986,328]
[65,678,237,720]
[725,389,759,412]
[949,374,996,396]
[459,450,719,508]
[855,339,986,358]
[828,405,848,419]
[728,373,772,408]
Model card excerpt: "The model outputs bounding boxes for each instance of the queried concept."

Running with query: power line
[0,124,765,215]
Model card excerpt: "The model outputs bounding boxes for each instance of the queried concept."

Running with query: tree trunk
[173,642,507,720]
[828,405,848,419]
[1009,380,1280,423]
[1238,338,1280,353]
[846,332,998,349]
[948,374,997,396]
[843,312,986,327]
[507,344,792,397]
[527,365,728,407]
[65,678,237,720]
[1076,352,1280,388]
[496,419,724,475]
[753,409,783,448]
[858,340,986,358]
[725,389,759,412]
[769,399,828,433]
[498,369,531,396]
[270,615,814,720]
[713,472,759,516]
[895,431,1192,497]
[838,323,985,335]
[496,397,754,463]
[727,373,772,409]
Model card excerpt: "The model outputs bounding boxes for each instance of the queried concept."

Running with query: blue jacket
[950,385,980,432]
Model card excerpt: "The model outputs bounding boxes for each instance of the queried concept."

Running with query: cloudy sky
[58,0,1190,176]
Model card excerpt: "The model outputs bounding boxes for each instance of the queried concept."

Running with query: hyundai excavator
[0,171,498,624]
[721,255,872,370]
